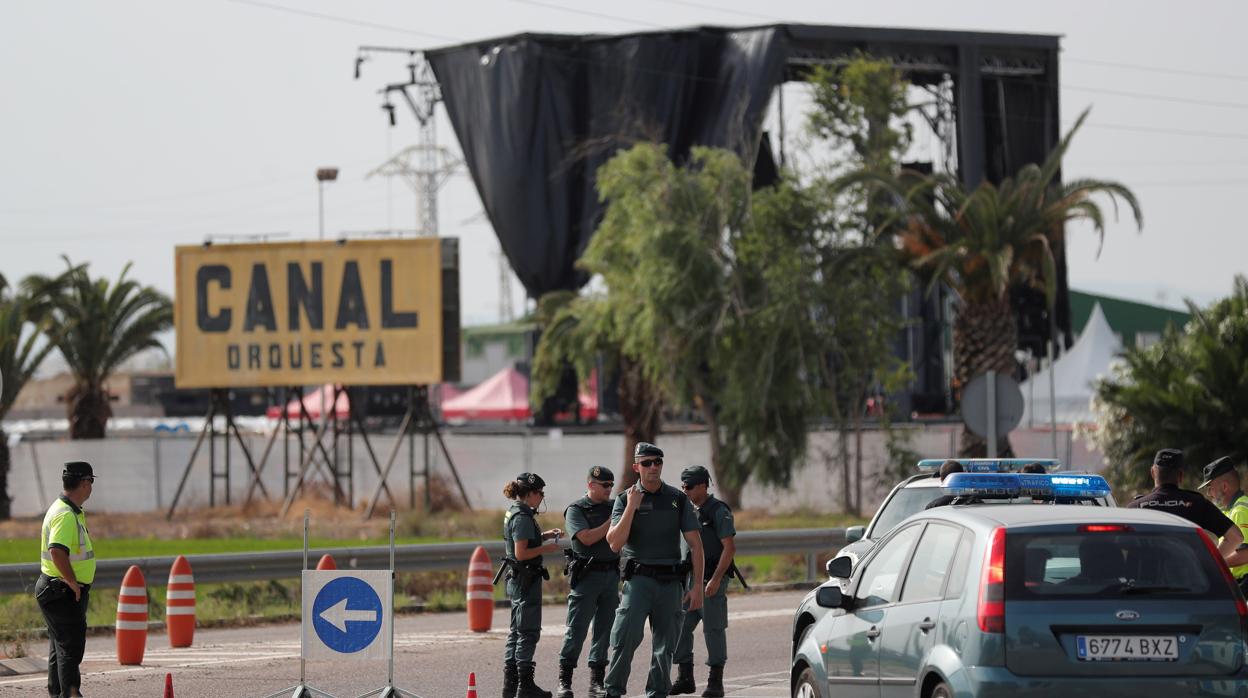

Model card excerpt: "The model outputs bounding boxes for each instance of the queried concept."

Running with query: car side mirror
[815,585,845,609]
[825,556,853,579]
[845,526,865,543]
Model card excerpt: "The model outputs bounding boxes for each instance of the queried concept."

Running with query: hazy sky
[3,0,1246,335]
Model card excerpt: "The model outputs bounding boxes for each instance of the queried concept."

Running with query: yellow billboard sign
[175,238,459,388]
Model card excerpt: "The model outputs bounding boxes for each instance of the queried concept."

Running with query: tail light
[1196,529,1248,632]
[977,527,1006,633]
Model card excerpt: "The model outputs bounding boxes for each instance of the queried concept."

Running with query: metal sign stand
[262,510,338,698]
[357,511,423,698]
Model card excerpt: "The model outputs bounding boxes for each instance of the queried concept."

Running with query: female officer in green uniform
[502,472,563,698]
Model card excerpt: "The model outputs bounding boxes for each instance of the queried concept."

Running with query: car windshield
[869,486,942,537]
[1005,531,1222,600]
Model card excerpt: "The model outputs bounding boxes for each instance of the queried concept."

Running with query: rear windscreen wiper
[1116,584,1189,595]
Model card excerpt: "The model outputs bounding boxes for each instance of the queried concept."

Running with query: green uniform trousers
[558,568,620,668]
[672,586,728,666]
[504,575,543,667]
[605,575,683,698]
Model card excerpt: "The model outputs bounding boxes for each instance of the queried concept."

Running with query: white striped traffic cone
[166,555,195,647]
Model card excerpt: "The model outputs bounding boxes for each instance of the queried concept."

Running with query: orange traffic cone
[466,672,477,698]
[116,565,147,665]
[466,546,493,632]
[166,555,195,648]
[316,554,337,570]
[164,672,174,698]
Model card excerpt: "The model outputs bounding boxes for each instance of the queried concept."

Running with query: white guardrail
[0,528,846,595]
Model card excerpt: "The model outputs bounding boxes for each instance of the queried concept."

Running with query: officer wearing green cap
[670,465,737,697]
[556,466,620,698]
[602,442,704,698]
[1198,456,1248,592]
[500,472,564,698]
[36,461,97,698]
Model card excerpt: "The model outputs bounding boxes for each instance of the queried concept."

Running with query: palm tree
[868,109,1143,456]
[0,273,57,518]
[25,259,173,439]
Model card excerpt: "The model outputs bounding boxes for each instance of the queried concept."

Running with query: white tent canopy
[1020,303,1122,426]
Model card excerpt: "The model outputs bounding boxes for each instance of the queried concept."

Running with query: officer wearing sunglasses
[601,442,704,698]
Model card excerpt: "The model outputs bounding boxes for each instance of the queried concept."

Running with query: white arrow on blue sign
[301,570,392,661]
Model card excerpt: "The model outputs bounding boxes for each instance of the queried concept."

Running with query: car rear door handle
[866,626,881,640]
[918,618,936,632]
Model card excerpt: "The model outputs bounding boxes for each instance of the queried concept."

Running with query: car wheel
[793,666,822,698]
[928,679,953,698]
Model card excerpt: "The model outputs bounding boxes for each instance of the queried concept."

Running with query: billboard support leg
[166,396,217,520]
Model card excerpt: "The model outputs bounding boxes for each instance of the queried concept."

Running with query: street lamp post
[316,167,339,240]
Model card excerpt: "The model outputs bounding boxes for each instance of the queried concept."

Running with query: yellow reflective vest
[40,496,96,584]
[1224,493,1248,580]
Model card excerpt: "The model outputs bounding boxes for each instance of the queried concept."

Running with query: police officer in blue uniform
[557,466,621,698]
[1127,449,1248,568]
[603,442,704,698]
[501,472,564,698]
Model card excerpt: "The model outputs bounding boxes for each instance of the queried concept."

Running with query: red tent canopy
[440,367,599,423]
[441,367,530,421]
[265,384,350,421]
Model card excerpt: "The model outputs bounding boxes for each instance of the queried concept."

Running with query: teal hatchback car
[791,478,1248,697]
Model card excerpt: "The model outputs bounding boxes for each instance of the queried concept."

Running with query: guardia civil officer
[501,473,564,698]
[602,442,704,698]
[36,461,97,698]
[670,466,739,698]
[1198,456,1248,593]
[1127,449,1248,568]
[556,466,621,698]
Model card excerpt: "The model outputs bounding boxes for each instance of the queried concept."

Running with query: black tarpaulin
[427,27,786,298]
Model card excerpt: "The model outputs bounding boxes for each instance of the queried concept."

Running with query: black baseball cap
[63,461,94,480]
[1153,448,1183,470]
[680,465,711,486]
[1198,456,1236,489]
[634,442,663,459]
[588,466,614,483]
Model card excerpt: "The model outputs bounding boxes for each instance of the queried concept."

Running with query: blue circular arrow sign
[311,576,384,654]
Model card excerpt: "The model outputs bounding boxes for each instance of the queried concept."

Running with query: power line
[658,0,780,22]
[509,0,665,29]
[1065,56,1248,84]
[1063,83,1248,111]
[221,0,459,42]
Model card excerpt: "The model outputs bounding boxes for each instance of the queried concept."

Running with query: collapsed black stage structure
[419,23,1066,413]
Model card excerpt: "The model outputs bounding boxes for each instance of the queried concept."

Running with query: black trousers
[35,574,90,698]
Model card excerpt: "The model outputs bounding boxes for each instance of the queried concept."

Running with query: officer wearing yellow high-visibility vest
[36,461,97,698]
[1198,456,1248,594]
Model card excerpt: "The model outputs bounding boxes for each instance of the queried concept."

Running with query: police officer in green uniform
[501,472,564,698]
[670,466,737,698]
[557,466,620,698]
[602,442,704,698]
[1198,456,1248,594]
[36,461,97,698]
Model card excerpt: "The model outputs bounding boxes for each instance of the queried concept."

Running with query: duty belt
[585,559,620,572]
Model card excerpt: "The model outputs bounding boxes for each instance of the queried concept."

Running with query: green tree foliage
[856,109,1143,457]
[0,273,57,519]
[806,54,914,513]
[25,259,173,439]
[1088,276,1248,497]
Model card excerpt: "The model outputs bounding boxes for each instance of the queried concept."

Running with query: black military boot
[517,664,553,698]
[556,664,574,698]
[701,665,725,698]
[503,662,519,698]
[587,664,607,698]
[670,662,696,695]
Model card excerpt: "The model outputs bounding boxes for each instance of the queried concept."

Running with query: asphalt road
[0,590,804,698]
